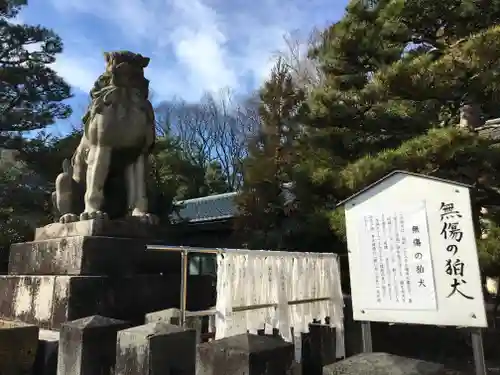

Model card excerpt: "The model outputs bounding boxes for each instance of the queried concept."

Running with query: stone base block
[34,218,167,241]
[0,319,39,375]
[0,274,180,330]
[8,236,183,276]
[9,236,145,276]
[322,353,465,375]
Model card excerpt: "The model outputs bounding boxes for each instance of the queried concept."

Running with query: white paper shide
[215,250,345,358]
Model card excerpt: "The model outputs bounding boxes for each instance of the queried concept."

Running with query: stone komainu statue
[52,51,157,224]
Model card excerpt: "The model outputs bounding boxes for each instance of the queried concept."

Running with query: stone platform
[0,219,185,331]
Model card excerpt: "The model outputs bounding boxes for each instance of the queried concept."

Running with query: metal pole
[180,250,188,327]
[470,328,487,375]
[361,321,373,353]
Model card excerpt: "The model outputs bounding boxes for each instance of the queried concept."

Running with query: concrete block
[0,319,39,375]
[197,333,294,375]
[57,315,130,375]
[34,329,59,375]
[145,308,203,343]
[115,321,196,375]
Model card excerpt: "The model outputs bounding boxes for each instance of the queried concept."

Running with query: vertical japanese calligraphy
[359,201,437,311]
[440,201,473,300]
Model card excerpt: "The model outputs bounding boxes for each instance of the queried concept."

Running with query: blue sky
[17,0,348,135]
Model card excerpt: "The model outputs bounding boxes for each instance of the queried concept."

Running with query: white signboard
[345,172,487,328]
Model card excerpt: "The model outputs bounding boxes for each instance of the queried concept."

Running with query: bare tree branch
[273,29,325,91]
[154,89,259,191]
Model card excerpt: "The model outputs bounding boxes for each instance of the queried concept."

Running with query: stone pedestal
[0,220,181,330]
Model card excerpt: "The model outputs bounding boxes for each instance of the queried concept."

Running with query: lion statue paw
[59,213,79,224]
[131,209,159,225]
[80,211,109,221]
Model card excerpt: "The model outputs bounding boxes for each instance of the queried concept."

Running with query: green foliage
[305,0,500,172]
[239,0,500,274]
[327,208,346,243]
[336,128,483,193]
[149,134,200,220]
[477,223,500,276]
[0,149,51,259]
[302,0,500,259]
[0,0,26,18]
[148,131,232,223]
[0,0,72,254]
[205,161,230,195]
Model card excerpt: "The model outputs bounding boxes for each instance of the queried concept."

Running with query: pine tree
[303,0,500,186]
[1,0,72,148]
[235,59,305,249]
[0,0,72,261]
[299,0,500,270]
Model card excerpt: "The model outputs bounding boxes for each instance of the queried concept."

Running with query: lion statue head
[103,51,151,90]
[104,51,150,71]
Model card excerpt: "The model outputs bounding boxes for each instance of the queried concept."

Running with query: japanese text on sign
[440,201,473,300]
[360,201,437,311]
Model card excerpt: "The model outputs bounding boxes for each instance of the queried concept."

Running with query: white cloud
[44,0,337,101]
[50,55,102,93]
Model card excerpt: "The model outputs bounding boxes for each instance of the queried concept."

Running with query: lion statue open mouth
[52,50,158,225]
